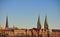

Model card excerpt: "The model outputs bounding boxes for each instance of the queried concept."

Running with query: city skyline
[0,0,60,29]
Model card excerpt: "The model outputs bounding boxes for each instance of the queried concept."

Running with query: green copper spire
[44,15,49,30]
[37,15,41,29]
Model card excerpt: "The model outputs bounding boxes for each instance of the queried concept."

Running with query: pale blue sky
[0,0,60,29]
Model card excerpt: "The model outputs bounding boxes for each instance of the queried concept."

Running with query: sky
[0,0,60,29]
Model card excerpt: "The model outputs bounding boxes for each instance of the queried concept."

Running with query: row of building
[0,16,60,37]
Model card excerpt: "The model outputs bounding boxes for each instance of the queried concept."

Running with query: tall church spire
[5,16,8,29]
[44,15,49,30]
[37,15,41,29]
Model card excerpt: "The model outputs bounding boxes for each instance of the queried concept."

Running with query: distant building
[50,29,60,37]
[0,24,3,29]
[0,15,60,37]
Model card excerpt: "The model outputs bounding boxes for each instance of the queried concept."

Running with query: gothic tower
[5,16,8,29]
[44,15,49,30]
[37,15,41,29]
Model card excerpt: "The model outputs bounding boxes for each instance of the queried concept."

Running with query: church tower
[37,15,41,29]
[5,16,9,29]
[44,15,49,30]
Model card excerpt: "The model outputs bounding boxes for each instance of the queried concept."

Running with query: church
[0,15,60,37]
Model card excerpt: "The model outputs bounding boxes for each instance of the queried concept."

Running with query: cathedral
[0,15,60,37]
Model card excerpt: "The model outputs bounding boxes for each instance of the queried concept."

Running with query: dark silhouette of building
[5,16,9,29]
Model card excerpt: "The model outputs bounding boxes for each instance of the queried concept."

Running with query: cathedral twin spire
[44,15,49,30]
[37,15,41,29]
[37,15,49,30]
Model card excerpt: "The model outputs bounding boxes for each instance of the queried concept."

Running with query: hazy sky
[0,0,60,29]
